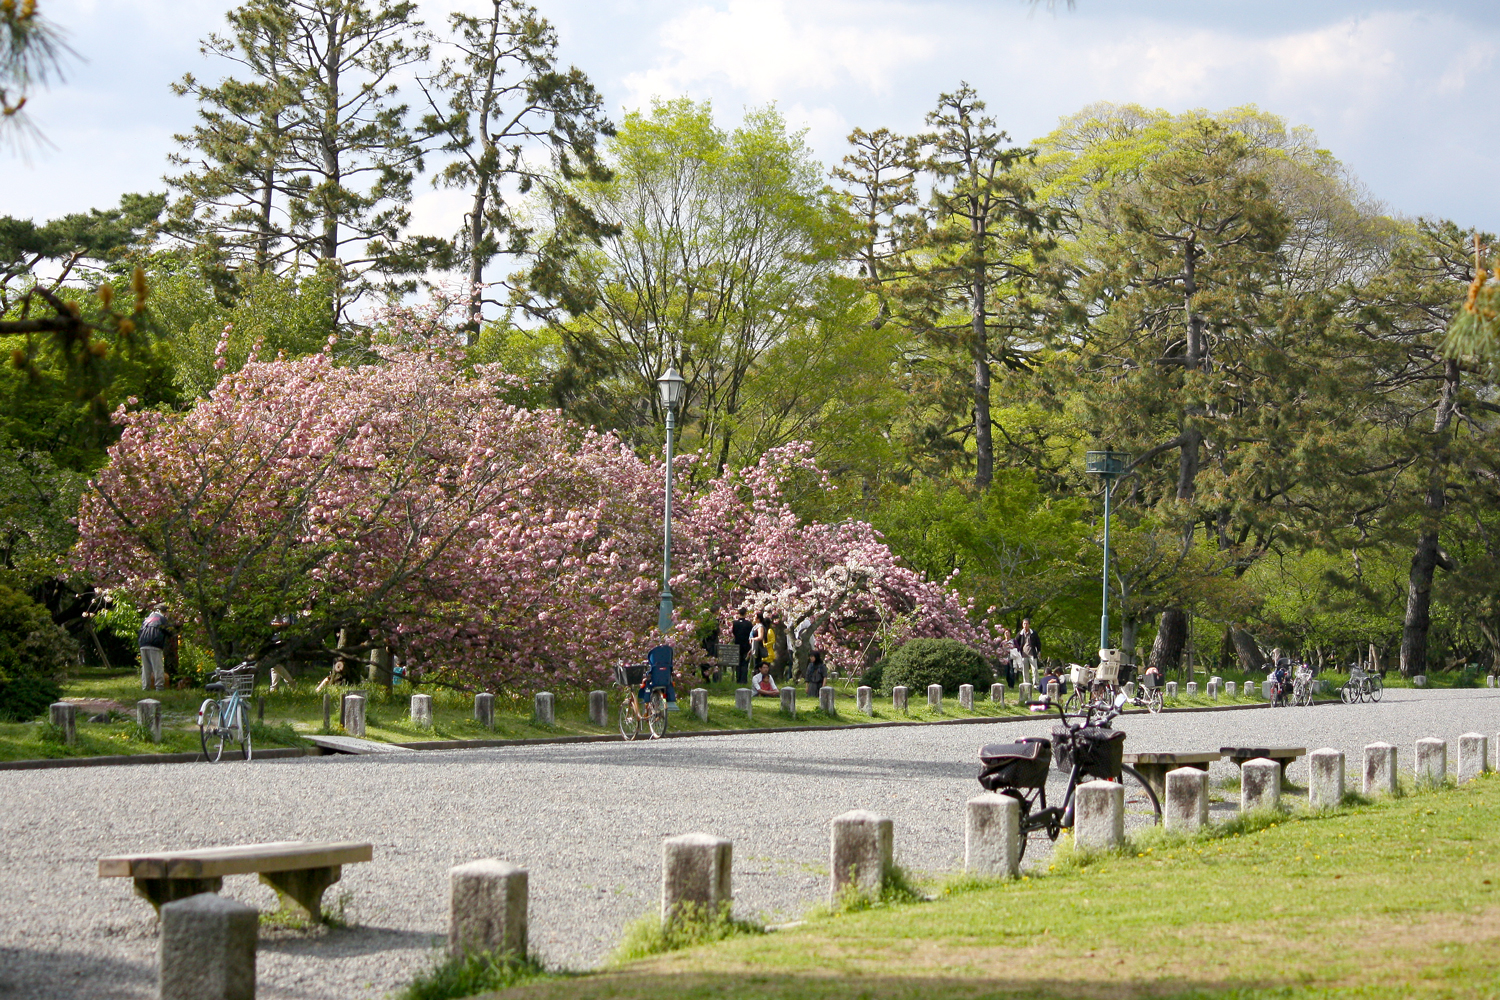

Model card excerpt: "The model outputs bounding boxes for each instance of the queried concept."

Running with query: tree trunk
[972,270,992,489]
[1120,617,1139,663]
[1399,358,1460,677]
[1231,628,1264,673]
[1149,608,1188,675]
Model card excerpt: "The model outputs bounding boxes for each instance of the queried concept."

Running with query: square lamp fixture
[1085,450,1130,480]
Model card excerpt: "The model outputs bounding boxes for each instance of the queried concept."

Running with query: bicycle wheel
[1358,678,1372,703]
[1119,764,1163,825]
[618,695,640,740]
[1063,689,1082,714]
[1368,674,1383,702]
[647,691,669,739]
[237,702,253,762]
[1340,683,1354,705]
[199,699,225,763]
[1147,688,1163,714]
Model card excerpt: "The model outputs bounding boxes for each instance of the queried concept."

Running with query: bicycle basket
[978,740,1052,790]
[1052,726,1125,779]
[217,664,257,698]
[616,663,646,687]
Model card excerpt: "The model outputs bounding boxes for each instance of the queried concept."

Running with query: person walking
[138,606,171,691]
[731,608,754,684]
[1016,618,1041,688]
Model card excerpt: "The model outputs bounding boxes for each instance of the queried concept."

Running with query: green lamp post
[1085,450,1130,652]
[656,366,686,634]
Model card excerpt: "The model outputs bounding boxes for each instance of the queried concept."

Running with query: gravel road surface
[1,687,1496,999]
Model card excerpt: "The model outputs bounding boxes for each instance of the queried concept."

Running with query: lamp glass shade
[657,367,685,409]
[1085,450,1130,478]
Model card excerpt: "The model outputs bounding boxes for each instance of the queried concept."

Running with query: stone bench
[1220,745,1306,780]
[1122,751,1223,801]
[99,840,372,923]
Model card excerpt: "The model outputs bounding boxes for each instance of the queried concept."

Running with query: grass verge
[479,772,1500,1000]
[399,950,556,1000]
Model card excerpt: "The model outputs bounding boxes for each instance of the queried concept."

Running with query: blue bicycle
[198,662,257,762]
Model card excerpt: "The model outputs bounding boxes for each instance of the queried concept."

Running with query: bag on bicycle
[1051,725,1125,780]
[977,739,1051,790]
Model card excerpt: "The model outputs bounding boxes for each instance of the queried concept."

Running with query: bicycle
[1339,664,1382,704]
[198,662,257,762]
[978,693,1162,862]
[615,663,669,740]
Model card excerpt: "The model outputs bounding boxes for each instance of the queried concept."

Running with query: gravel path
[1,687,1495,999]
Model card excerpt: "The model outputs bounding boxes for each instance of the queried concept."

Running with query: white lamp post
[656,366,686,634]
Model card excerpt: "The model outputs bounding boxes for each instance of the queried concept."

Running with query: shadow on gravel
[429,745,976,781]
[480,970,1295,1000]
[258,924,442,956]
[0,945,153,1000]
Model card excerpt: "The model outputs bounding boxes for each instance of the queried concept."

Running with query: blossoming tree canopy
[75,349,670,690]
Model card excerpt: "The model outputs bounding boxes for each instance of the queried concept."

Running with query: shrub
[879,638,991,696]
[0,585,75,721]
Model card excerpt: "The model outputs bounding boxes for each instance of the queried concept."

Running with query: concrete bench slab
[100,840,373,922]
[1123,751,1223,800]
[1220,745,1306,779]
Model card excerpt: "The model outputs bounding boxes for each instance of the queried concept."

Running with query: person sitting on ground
[1039,665,1061,699]
[752,661,780,697]
[804,650,828,696]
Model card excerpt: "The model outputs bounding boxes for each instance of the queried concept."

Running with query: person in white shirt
[752,661,780,697]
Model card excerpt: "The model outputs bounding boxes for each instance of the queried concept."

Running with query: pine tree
[417,0,613,339]
[831,126,918,322]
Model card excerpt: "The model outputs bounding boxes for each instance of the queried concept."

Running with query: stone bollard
[1124,681,1136,700]
[829,810,893,904]
[1074,780,1125,850]
[661,833,732,926]
[48,702,76,746]
[1415,737,1447,787]
[819,686,836,716]
[690,688,709,723]
[1488,674,1496,688]
[928,684,943,713]
[137,699,162,743]
[1241,758,1281,813]
[1164,767,1209,832]
[1046,681,1059,702]
[449,859,527,959]
[474,692,495,729]
[1363,743,1397,797]
[1165,681,1178,699]
[1458,733,1489,783]
[1308,748,1345,809]
[1206,680,1219,699]
[1261,680,1274,701]
[779,686,796,717]
[734,688,753,719]
[1186,681,1198,697]
[1210,675,1222,687]
[1413,675,1428,688]
[959,684,974,711]
[342,694,366,737]
[965,793,1020,877]
[588,690,608,727]
[892,685,909,713]
[159,893,258,1000]
[990,682,1005,705]
[1225,681,1237,697]
[410,693,433,729]
[1017,682,1033,704]
[856,686,873,716]
[533,692,555,725]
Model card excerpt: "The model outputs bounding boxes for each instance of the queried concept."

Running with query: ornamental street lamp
[656,366,686,634]
[1085,449,1130,653]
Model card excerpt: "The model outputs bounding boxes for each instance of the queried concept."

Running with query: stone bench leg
[135,877,225,913]
[259,866,343,924]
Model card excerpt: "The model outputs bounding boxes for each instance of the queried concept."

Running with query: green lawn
[0,667,1283,763]
[480,772,1500,1000]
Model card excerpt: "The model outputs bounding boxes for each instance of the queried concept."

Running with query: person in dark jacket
[1015,619,1041,687]
[138,607,171,691]
[731,608,753,684]
[805,650,828,696]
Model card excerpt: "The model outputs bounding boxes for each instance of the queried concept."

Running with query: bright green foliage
[0,584,72,720]
[0,445,83,591]
[878,637,993,695]
[398,949,551,1000]
[613,902,762,964]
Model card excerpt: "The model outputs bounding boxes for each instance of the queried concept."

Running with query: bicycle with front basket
[198,662,257,762]
[977,693,1161,861]
[615,662,670,740]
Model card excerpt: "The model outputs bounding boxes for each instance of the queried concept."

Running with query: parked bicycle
[977,693,1161,861]
[1292,663,1315,707]
[1339,664,1383,704]
[198,662,257,762]
[615,661,670,740]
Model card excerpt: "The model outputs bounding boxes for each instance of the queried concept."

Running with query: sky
[3,0,1498,242]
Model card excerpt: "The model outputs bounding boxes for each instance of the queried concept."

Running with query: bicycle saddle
[204,682,226,694]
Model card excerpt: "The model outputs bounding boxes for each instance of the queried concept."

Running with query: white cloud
[620,0,937,109]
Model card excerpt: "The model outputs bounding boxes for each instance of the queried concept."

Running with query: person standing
[731,608,754,684]
[804,650,828,696]
[138,606,171,691]
[1016,618,1041,688]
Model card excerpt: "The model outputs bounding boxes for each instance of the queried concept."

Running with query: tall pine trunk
[1399,358,1460,677]
[972,268,992,488]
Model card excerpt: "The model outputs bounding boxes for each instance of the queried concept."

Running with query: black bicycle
[977,693,1161,861]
